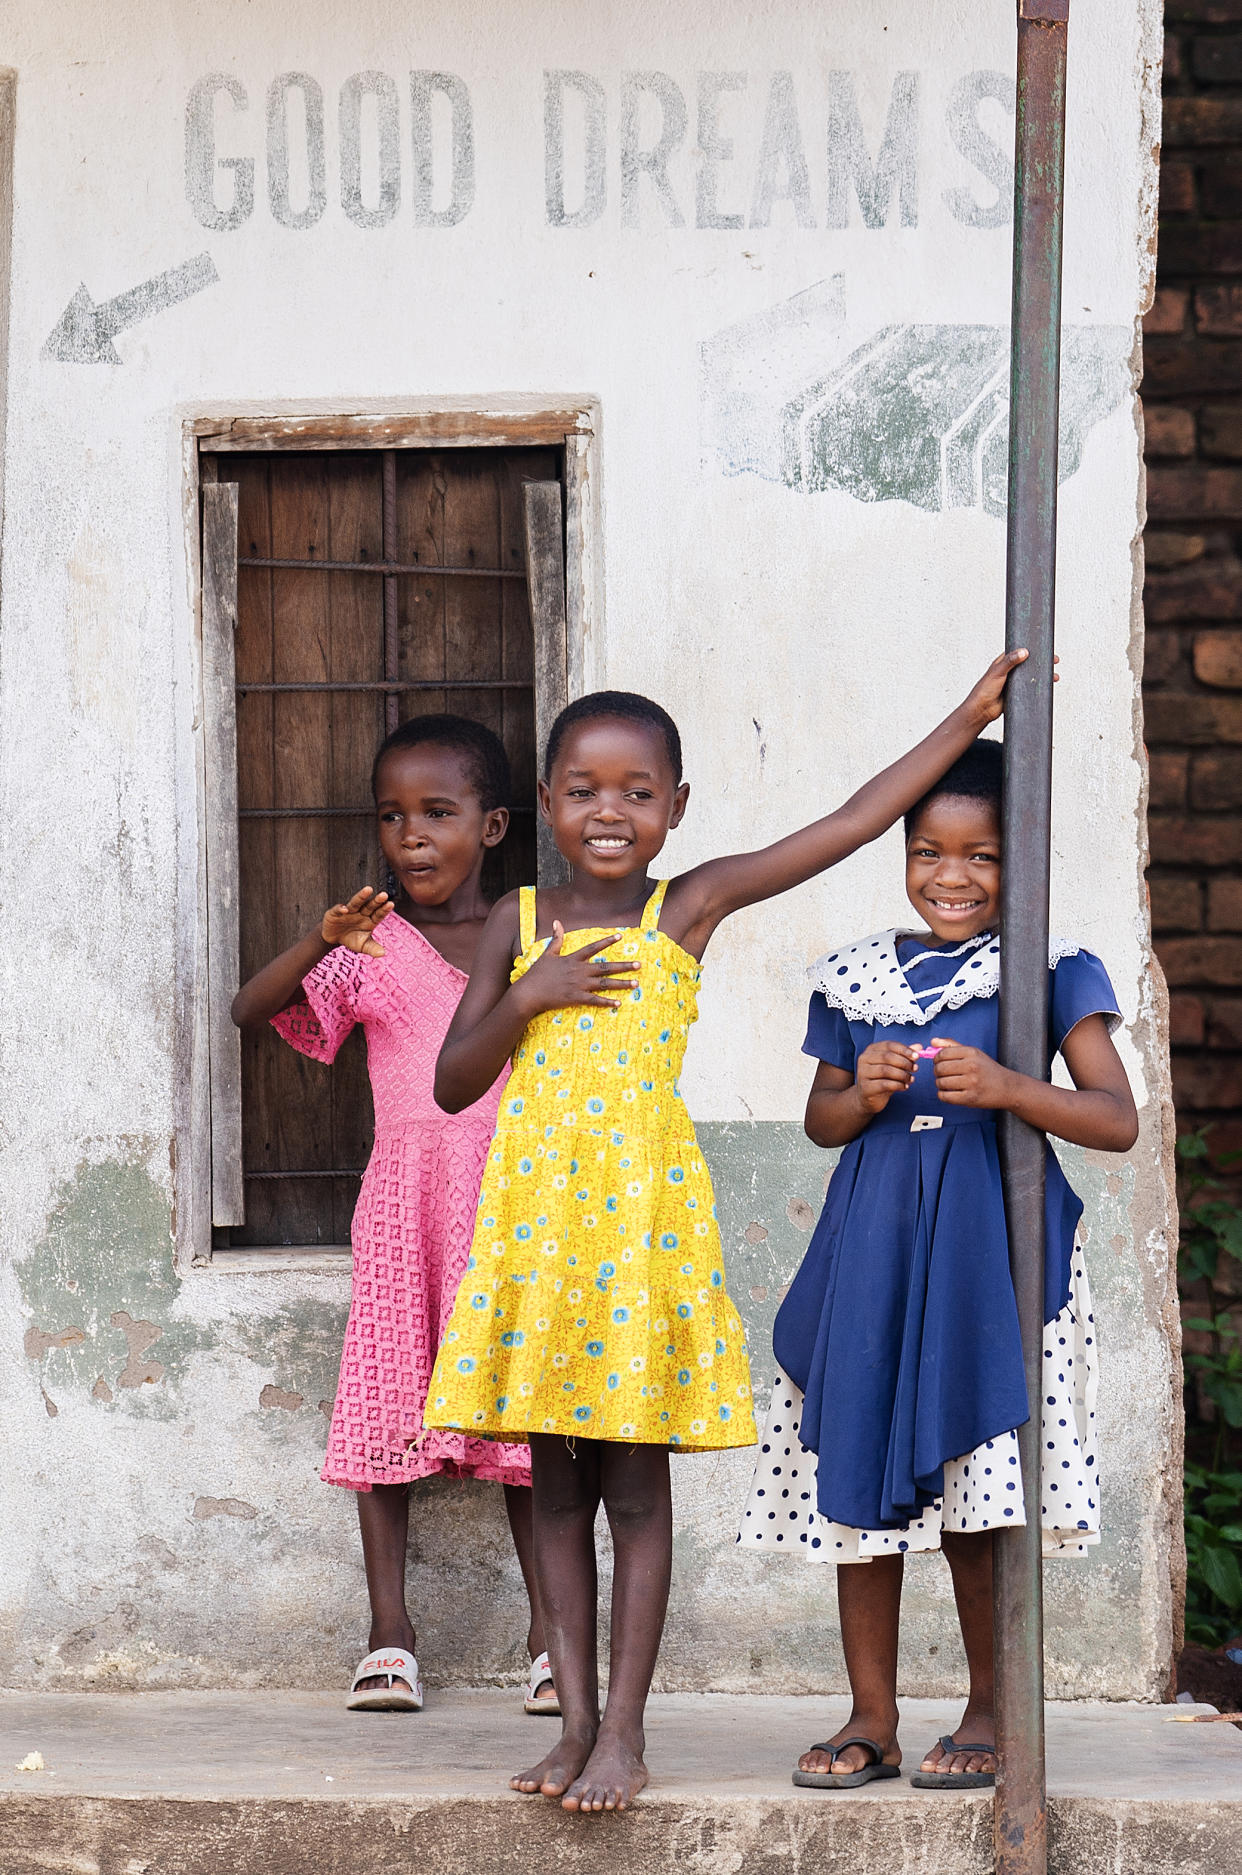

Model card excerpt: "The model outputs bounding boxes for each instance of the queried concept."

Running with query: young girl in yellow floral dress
[425,655,1025,1814]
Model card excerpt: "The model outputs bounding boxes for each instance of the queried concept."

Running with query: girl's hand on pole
[963,648,1062,728]
[321,887,393,958]
[855,1041,919,1114]
[963,647,1028,726]
[517,924,639,1015]
[929,1038,1013,1109]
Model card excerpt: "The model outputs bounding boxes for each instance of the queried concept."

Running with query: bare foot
[798,1710,901,1779]
[561,1728,649,1812]
[511,1726,596,1797]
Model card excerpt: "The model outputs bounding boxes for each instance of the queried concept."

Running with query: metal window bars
[232,453,540,804]
[235,447,534,734]
[233,446,540,1191]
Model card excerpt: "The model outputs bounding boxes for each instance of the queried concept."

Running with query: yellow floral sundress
[425,881,755,1450]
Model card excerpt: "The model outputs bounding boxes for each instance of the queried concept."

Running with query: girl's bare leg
[512,1435,603,1796]
[354,1484,417,1693]
[919,1531,996,1776]
[562,1443,672,1813]
[797,1555,904,1777]
[504,1482,554,1694]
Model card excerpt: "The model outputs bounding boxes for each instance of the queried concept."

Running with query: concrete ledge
[0,1692,1237,1875]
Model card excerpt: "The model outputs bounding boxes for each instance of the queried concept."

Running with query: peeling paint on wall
[191,1497,259,1522]
[18,1160,185,1411]
[700,286,1130,513]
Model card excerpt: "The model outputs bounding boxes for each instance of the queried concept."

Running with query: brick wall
[1143,2,1242,1172]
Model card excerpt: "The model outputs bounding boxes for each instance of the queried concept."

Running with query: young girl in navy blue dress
[739,738,1138,1791]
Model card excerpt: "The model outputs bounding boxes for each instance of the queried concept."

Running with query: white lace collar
[807,929,1086,1029]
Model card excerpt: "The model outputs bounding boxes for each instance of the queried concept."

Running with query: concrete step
[0,1690,1238,1875]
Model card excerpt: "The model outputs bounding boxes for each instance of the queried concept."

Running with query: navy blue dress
[770,933,1120,1535]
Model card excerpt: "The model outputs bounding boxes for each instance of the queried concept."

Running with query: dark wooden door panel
[233,454,382,1246]
[222,444,556,1248]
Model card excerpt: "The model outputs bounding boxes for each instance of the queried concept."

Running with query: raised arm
[666,649,1028,959]
[433,896,641,1112]
[230,888,391,1028]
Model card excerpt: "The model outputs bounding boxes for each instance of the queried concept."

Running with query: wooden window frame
[180,403,601,1273]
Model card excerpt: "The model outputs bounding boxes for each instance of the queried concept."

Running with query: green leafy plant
[1184,1464,1242,1642]
[1177,1130,1242,1646]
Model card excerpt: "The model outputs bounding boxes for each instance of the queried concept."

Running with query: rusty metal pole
[994,6,1069,1875]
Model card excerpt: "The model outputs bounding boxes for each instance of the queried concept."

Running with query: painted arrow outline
[42,253,219,363]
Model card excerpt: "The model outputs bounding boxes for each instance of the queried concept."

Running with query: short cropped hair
[544,691,683,783]
[904,737,1003,840]
[371,713,511,812]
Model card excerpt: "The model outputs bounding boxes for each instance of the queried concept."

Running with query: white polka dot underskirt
[737,1242,1098,1564]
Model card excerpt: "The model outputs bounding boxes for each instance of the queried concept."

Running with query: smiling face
[374,743,507,907]
[539,716,689,879]
[904,793,1002,944]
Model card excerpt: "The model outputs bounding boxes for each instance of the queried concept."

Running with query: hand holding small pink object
[854,1041,920,1113]
[929,1037,1014,1108]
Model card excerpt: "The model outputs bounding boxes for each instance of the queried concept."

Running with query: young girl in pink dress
[232,715,555,1716]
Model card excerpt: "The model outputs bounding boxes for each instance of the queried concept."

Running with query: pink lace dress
[271,916,530,1492]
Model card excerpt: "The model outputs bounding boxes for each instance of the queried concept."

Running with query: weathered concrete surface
[0,1693,1237,1875]
[0,0,1176,1699]
[5,1129,1175,1700]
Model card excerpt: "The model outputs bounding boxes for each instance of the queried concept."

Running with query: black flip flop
[792,1735,901,1789]
[909,1733,997,1789]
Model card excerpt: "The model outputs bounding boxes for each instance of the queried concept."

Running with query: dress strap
[518,885,537,954]
[640,879,669,932]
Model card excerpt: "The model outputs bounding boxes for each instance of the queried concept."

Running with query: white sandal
[346,1648,423,1712]
[523,1649,560,1716]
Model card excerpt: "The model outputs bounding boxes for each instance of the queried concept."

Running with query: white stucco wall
[0,0,1177,1698]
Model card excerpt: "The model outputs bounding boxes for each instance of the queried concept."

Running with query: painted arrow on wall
[42,252,219,363]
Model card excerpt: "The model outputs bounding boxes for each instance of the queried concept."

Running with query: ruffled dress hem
[425,1415,755,1454]
[323,1431,532,1493]
[738,1242,1099,1562]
